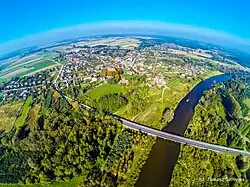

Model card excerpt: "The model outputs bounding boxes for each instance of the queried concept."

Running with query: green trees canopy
[95,93,128,113]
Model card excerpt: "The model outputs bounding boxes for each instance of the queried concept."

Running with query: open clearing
[116,72,221,129]
[15,96,32,127]
[168,49,212,60]
[202,71,223,79]
[2,57,44,73]
[25,64,58,76]
[87,83,124,99]
[75,37,140,48]
[0,176,83,187]
[0,52,58,79]
[1,60,55,78]
[0,101,24,130]
[243,98,250,108]
[1,67,34,78]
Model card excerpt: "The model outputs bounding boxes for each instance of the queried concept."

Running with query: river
[135,74,233,187]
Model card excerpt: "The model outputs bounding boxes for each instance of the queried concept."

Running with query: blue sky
[0,0,250,54]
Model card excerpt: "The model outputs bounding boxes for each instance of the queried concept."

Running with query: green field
[0,58,44,76]
[116,76,201,130]
[87,83,124,99]
[17,60,55,77]
[58,60,68,65]
[122,73,134,79]
[0,102,24,130]
[0,77,11,83]
[15,96,32,127]
[0,176,83,187]
[243,98,250,108]
[0,52,57,79]
[38,52,58,58]
[0,181,80,187]
[202,70,223,79]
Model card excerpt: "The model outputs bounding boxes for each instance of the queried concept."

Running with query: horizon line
[0,21,250,56]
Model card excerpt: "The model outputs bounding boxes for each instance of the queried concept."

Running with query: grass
[243,98,250,109]
[241,124,250,136]
[0,77,10,83]
[58,60,68,65]
[0,101,24,130]
[130,79,193,129]
[87,83,124,99]
[0,58,43,75]
[135,104,163,129]
[168,79,183,87]
[0,51,58,79]
[116,77,197,129]
[15,96,32,127]
[47,176,83,187]
[17,60,55,77]
[0,60,55,78]
[0,176,84,187]
[38,52,58,58]
[122,73,134,79]
[0,56,45,77]
[202,71,223,79]
[26,104,41,129]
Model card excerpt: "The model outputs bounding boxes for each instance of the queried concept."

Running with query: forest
[0,66,222,186]
[170,78,250,187]
[0,87,156,187]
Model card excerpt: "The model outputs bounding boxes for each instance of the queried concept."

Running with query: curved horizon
[0,21,250,56]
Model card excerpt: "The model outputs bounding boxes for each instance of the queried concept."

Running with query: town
[0,37,236,103]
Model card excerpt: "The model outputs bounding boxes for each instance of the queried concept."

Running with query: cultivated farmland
[0,51,59,80]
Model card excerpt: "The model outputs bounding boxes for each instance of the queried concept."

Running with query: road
[117,118,250,157]
[64,96,92,110]
[54,65,64,84]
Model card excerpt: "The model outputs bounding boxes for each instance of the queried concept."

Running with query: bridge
[117,117,250,157]
[62,94,250,157]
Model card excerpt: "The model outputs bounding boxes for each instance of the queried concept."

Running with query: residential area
[0,36,243,103]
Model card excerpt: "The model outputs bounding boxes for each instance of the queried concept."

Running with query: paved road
[55,89,250,157]
[54,65,64,84]
[117,118,250,157]
[64,96,92,110]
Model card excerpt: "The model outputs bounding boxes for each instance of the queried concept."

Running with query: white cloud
[0,21,250,55]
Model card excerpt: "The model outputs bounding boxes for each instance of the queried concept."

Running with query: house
[83,75,92,80]
[119,75,129,84]
[91,77,97,82]
[107,67,116,72]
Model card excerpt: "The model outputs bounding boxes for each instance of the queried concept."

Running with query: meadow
[15,96,32,127]
[0,176,83,187]
[243,98,250,108]
[0,101,24,130]
[87,83,124,99]
[0,52,58,80]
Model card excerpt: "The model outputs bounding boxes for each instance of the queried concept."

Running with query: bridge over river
[59,75,250,158]
[55,73,250,187]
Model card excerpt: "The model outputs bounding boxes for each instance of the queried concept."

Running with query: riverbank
[136,74,233,187]
[170,79,250,186]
